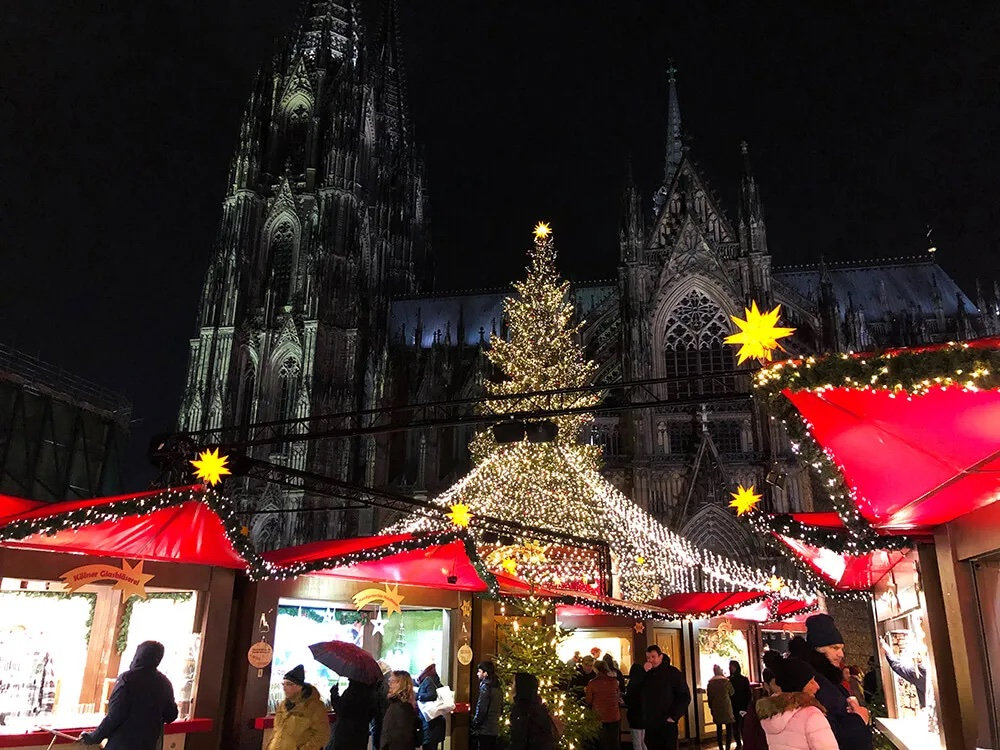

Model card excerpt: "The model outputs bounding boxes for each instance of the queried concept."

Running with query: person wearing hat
[803,615,871,750]
[268,665,331,750]
[755,658,838,750]
[471,660,502,749]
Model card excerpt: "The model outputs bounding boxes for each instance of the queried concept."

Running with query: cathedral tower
[179,0,430,547]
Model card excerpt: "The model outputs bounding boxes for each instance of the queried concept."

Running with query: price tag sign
[248,641,273,676]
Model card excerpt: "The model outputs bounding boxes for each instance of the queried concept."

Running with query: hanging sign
[60,559,153,599]
[248,641,274,673]
[457,644,473,666]
[352,584,405,617]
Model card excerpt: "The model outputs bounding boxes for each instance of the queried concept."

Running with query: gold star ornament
[190,447,232,486]
[533,221,552,241]
[634,621,645,634]
[724,302,795,364]
[447,503,472,528]
[729,483,763,516]
[501,557,518,575]
[766,575,786,593]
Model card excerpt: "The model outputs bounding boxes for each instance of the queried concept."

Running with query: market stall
[754,337,1000,750]
[0,485,250,750]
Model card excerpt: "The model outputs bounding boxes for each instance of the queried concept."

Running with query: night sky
[2,2,999,486]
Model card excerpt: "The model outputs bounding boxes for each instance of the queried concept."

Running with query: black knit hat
[283,664,306,686]
[775,658,816,693]
[806,613,844,648]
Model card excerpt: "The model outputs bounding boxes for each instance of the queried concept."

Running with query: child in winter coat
[756,659,838,750]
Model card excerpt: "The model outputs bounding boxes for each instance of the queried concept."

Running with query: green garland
[115,591,193,653]
[2,590,97,645]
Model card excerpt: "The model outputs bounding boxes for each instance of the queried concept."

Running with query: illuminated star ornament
[724,301,795,364]
[190,447,231,486]
[766,575,786,593]
[370,608,387,636]
[729,483,763,516]
[446,503,472,528]
[501,557,518,575]
[533,221,552,241]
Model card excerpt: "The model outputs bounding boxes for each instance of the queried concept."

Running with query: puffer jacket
[471,677,502,736]
[268,684,331,750]
[707,675,735,724]
[757,693,838,750]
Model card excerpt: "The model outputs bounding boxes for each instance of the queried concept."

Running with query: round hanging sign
[248,641,274,670]
[457,643,473,666]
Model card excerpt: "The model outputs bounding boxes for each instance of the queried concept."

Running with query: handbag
[418,685,456,720]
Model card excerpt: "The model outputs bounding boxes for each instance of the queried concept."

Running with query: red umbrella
[309,640,382,685]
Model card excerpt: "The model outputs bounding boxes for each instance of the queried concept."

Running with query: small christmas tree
[494,616,599,750]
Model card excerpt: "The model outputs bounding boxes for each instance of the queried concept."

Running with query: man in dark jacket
[80,640,178,750]
[805,614,872,750]
[471,660,502,749]
[728,660,751,749]
[640,646,690,750]
[328,679,376,750]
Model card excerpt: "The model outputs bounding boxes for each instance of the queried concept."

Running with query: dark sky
[2,2,999,486]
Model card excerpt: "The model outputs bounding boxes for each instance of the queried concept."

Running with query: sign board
[60,559,153,599]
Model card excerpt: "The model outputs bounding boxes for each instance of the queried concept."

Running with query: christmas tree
[389,223,809,601]
[494,614,599,750]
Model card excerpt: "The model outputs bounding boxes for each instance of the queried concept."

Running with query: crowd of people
[75,612,887,750]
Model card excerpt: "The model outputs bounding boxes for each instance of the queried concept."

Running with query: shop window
[269,599,449,713]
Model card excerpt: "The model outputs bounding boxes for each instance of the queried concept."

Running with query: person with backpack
[509,672,556,750]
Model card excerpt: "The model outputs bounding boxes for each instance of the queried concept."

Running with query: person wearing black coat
[640,647,690,750]
[79,641,178,750]
[624,662,647,750]
[416,664,446,750]
[371,664,392,749]
[728,660,751,749]
[471,660,502,749]
[327,679,376,750]
[509,672,555,750]
[381,671,418,750]
[805,614,872,750]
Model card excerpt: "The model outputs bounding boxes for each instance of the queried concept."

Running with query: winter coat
[329,681,376,750]
[741,695,769,750]
[585,673,621,723]
[624,663,646,729]
[757,692,838,750]
[416,675,446,744]
[707,675,735,724]
[806,654,872,750]
[269,684,331,750]
[471,676,502,736]
[371,674,391,748]
[730,673,752,714]
[509,696,556,750]
[81,642,179,750]
[380,697,418,750]
[640,663,690,729]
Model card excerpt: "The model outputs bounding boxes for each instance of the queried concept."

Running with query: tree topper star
[190,447,232,486]
[724,301,795,364]
[533,221,552,241]
[729,483,763,516]
[447,503,472,528]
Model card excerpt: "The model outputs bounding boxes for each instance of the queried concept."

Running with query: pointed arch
[261,211,301,304]
[680,503,760,565]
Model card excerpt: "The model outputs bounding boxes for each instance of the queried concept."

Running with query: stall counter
[0,719,212,748]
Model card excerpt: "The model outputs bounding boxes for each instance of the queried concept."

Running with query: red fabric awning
[264,534,493,592]
[773,531,909,590]
[785,385,1000,529]
[649,591,768,617]
[0,486,248,569]
[0,494,42,521]
[725,597,817,623]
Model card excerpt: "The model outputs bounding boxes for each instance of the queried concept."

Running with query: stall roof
[263,532,498,593]
[773,531,910,591]
[649,591,770,618]
[0,493,43,521]
[0,485,252,570]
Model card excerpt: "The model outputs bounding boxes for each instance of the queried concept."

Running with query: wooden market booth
[757,336,1000,750]
[0,485,249,750]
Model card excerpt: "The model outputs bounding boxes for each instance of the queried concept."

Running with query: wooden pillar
[188,567,235,750]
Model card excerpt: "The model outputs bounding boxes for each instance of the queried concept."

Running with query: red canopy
[772,531,909,591]
[649,591,769,617]
[0,493,42,521]
[264,533,495,592]
[785,382,1000,530]
[0,486,249,569]
[726,597,817,623]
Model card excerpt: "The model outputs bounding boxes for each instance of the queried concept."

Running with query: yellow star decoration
[190,447,231,486]
[636,556,645,566]
[766,575,786,593]
[240,525,251,537]
[724,301,796,364]
[501,557,518,575]
[634,622,645,634]
[729,483,763,516]
[460,600,473,619]
[533,221,552,241]
[446,503,472,528]
[353,584,405,617]
[115,560,155,600]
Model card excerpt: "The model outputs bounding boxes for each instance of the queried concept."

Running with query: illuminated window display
[269,599,448,712]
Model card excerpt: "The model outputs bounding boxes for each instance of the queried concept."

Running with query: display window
[698,622,749,736]
[268,598,449,712]
[0,576,202,736]
[556,629,633,670]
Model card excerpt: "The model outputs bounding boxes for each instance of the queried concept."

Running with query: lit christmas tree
[389,223,810,601]
[495,614,599,750]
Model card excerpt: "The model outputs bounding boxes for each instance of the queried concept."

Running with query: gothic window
[268,222,296,304]
[238,363,256,430]
[668,420,696,455]
[662,289,736,398]
[276,357,300,422]
[709,420,742,454]
[656,421,667,454]
[281,98,311,174]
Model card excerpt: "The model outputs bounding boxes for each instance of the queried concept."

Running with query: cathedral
[180,2,995,557]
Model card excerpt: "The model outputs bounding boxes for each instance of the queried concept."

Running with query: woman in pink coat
[756,659,838,750]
